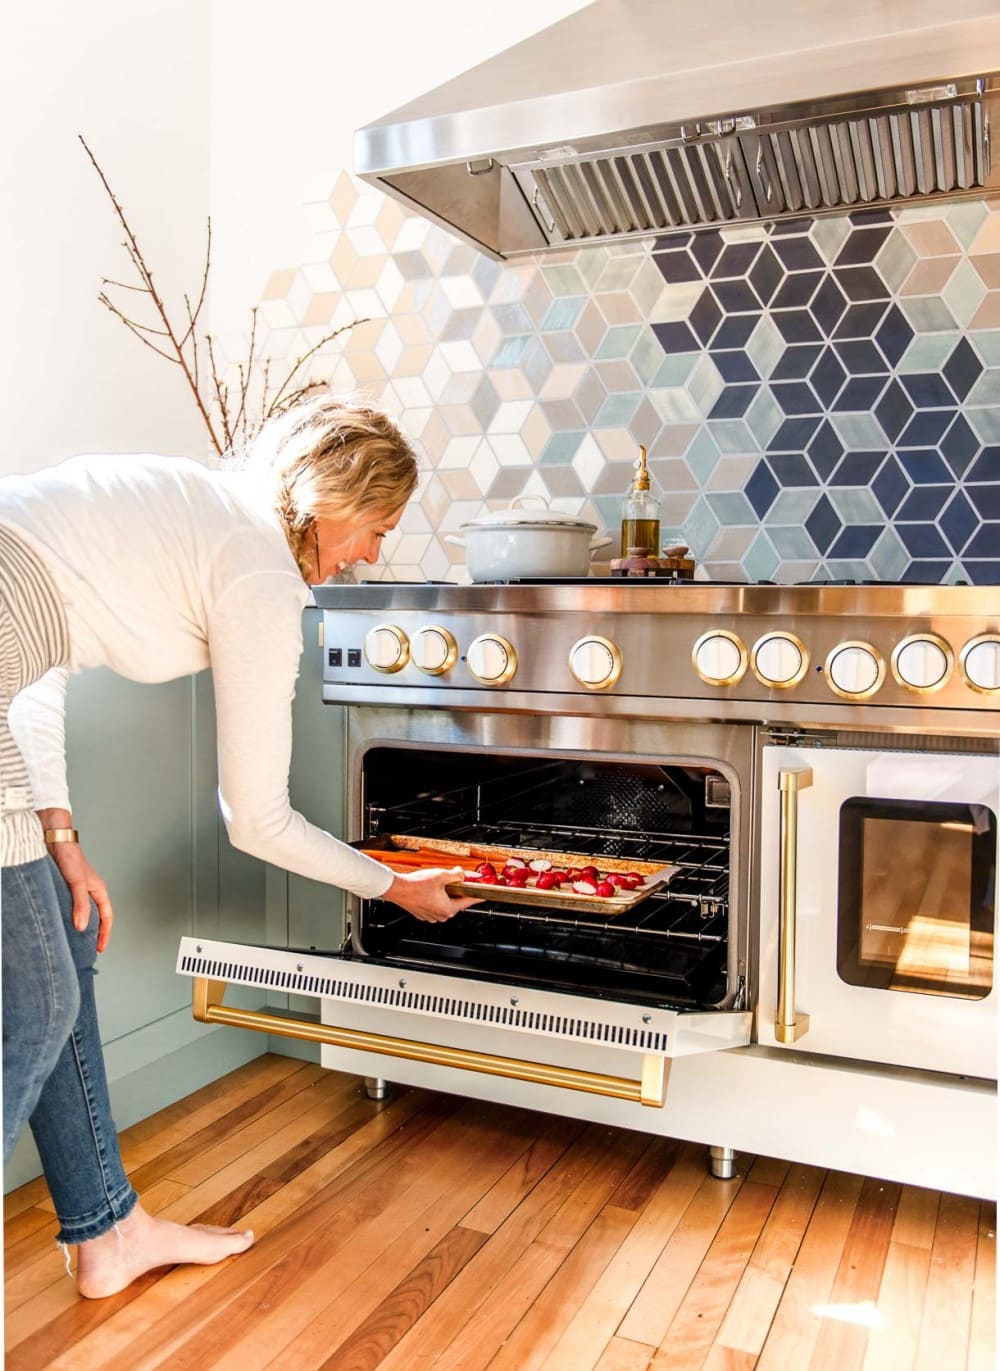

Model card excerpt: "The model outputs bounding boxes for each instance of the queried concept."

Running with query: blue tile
[834,266,890,302]
[773,236,823,271]
[808,420,846,480]
[772,344,823,380]
[749,245,784,305]
[898,524,951,557]
[901,373,958,408]
[805,494,843,553]
[771,271,824,310]
[771,380,823,415]
[939,489,980,552]
[834,302,890,338]
[652,320,699,353]
[964,524,1000,557]
[874,305,915,366]
[689,289,724,345]
[897,411,953,446]
[810,347,848,405]
[767,416,822,451]
[713,315,758,348]
[834,225,893,264]
[898,449,952,483]
[773,310,822,344]
[896,487,949,520]
[713,350,760,382]
[938,415,980,476]
[942,337,985,401]
[746,460,780,516]
[712,280,762,313]
[768,453,820,486]
[874,379,914,442]
[872,457,910,516]
[539,431,585,464]
[833,339,889,375]
[653,231,693,251]
[690,229,724,273]
[834,376,888,410]
[902,560,950,582]
[966,449,1000,482]
[711,242,761,278]
[831,452,883,485]
[809,276,849,334]
[709,384,757,419]
[849,208,893,225]
[829,525,881,557]
[653,249,702,283]
[963,560,1000,583]
[770,218,813,236]
[966,484,1000,519]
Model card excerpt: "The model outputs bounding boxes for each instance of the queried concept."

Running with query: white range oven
[177,579,999,1198]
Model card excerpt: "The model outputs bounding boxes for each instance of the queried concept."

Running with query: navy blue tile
[805,494,842,553]
[831,452,883,486]
[773,236,823,271]
[873,457,910,516]
[834,301,890,338]
[874,305,914,367]
[711,279,762,313]
[652,320,699,353]
[771,380,823,415]
[939,489,980,553]
[773,310,822,344]
[900,373,958,408]
[829,525,881,557]
[938,415,980,476]
[711,242,761,278]
[713,350,760,382]
[897,411,953,447]
[898,523,952,557]
[771,271,824,310]
[964,524,1000,557]
[713,315,758,348]
[749,245,784,306]
[767,416,823,451]
[896,487,950,520]
[942,337,984,402]
[773,344,823,380]
[810,347,847,406]
[769,453,819,486]
[849,208,893,225]
[770,218,813,236]
[709,384,757,419]
[808,420,846,480]
[745,460,780,517]
[809,276,849,335]
[688,289,724,345]
[966,484,1000,519]
[966,449,1000,482]
[902,560,950,583]
[834,266,890,302]
[834,377,888,411]
[898,449,952,483]
[689,229,723,273]
[874,379,915,443]
[833,340,889,375]
[653,231,693,251]
[963,561,1000,583]
[653,249,702,284]
[834,226,893,264]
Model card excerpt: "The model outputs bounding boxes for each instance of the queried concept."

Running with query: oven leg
[364,1076,389,1102]
[708,1145,737,1180]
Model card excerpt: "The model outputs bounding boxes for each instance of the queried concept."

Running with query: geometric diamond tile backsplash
[254,175,1000,583]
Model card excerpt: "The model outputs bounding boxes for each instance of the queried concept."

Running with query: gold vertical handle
[776,767,813,1043]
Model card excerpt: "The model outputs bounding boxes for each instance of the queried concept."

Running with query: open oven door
[176,935,752,1110]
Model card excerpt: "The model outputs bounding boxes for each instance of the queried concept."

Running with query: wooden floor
[3,1055,995,1370]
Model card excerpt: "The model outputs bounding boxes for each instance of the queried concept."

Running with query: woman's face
[312,507,403,580]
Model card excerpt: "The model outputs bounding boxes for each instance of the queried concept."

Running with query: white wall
[1,0,213,472]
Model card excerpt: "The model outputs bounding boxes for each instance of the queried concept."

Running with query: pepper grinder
[619,444,660,557]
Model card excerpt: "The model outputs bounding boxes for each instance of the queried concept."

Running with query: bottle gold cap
[631,444,650,492]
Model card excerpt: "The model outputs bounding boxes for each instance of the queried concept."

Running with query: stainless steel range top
[313,581,1000,735]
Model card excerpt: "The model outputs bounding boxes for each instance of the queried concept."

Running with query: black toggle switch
[347,648,362,668]
[328,648,343,667]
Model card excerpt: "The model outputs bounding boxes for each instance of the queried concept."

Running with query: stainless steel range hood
[354,0,1000,260]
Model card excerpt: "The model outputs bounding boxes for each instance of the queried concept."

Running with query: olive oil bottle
[619,445,660,556]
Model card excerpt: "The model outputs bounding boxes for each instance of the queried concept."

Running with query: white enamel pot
[444,499,612,581]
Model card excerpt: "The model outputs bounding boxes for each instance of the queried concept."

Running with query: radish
[535,871,558,890]
[505,857,527,869]
[528,858,552,872]
[572,879,598,895]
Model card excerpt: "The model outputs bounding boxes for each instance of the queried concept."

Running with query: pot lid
[460,501,597,532]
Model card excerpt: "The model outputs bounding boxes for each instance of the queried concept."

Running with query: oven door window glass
[837,798,996,1000]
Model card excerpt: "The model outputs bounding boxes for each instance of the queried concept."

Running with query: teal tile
[769,524,820,558]
[632,328,666,385]
[874,230,916,292]
[594,392,642,428]
[745,386,782,449]
[966,407,1000,442]
[897,333,959,374]
[868,526,910,581]
[629,258,666,314]
[652,352,699,387]
[946,199,989,249]
[767,489,823,524]
[830,413,886,449]
[492,335,532,368]
[576,246,609,290]
[743,531,780,582]
[540,297,586,332]
[706,491,756,523]
[683,426,722,482]
[899,297,958,332]
[969,330,1000,366]
[539,431,585,464]
[944,561,970,584]
[686,355,724,413]
[596,256,641,292]
[682,497,721,558]
[651,280,702,322]
[651,387,700,424]
[746,315,785,379]
[965,369,1000,407]
[825,559,872,581]
[811,215,851,264]
[541,263,588,296]
[942,260,987,327]
[708,420,756,454]
[596,324,643,360]
[828,488,883,523]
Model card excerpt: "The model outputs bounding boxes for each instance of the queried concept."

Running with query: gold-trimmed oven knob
[961,634,1000,695]
[411,625,458,676]
[363,623,410,674]
[825,641,886,699]
[569,635,623,690]
[751,632,809,688]
[466,633,517,685]
[891,633,953,693]
[692,631,748,686]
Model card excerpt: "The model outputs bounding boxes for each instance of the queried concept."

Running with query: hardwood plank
[968,1203,996,1371]
[651,1179,781,1370]
[594,1336,656,1370]
[861,1241,931,1371]
[914,1193,980,1371]
[746,1156,791,1189]
[4,1178,53,1222]
[809,1176,901,1371]
[891,1187,941,1252]
[756,1171,863,1371]
[605,1137,678,1213]
[460,1117,588,1234]
[702,1347,759,1370]
[4,1206,58,1250]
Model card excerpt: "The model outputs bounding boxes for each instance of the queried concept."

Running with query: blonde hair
[236,395,418,576]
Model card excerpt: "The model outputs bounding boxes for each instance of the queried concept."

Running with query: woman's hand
[38,809,114,952]
[384,866,481,923]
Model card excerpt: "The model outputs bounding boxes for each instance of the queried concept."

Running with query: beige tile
[970,252,1000,288]
[899,257,959,295]
[261,268,297,301]
[375,197,406,250]
[420,411,452,460]
[301,292,340,326]
[969,291,1000,328]
[595,427,642,461]
[521,405,552,458]
[599,292,643,325]
[439,468,482,502]
[900,219,959,256]
[329,172,358,226]
[968,209,1000,254]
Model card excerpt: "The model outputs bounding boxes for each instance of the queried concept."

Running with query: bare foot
[74,1202,254,1298]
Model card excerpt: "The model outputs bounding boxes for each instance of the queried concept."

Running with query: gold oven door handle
[776,766,813,1043]
[192,978,668,1108]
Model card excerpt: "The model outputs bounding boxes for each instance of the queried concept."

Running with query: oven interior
[356,748,733,1010]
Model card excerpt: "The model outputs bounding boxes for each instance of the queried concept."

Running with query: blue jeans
[2,856,138,1243]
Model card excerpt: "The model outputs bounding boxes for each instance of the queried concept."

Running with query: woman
[0,395,475,1298]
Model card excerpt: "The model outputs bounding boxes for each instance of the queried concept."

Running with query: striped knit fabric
[0,525,69,867]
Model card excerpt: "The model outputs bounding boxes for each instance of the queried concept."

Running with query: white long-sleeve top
[0,453,393,899]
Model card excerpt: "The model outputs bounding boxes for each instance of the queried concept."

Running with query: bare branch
[98,297,179,363]
[205,333,233,451]
[178,218,211,349]
[265,319,369,418]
